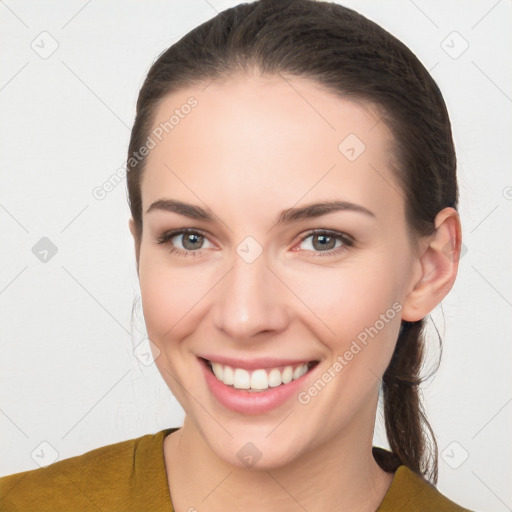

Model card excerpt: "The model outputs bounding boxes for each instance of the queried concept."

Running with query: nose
[212,250,289,341]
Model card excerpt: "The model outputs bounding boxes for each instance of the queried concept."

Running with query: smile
[198,356,320,414]
[205,359,317,392]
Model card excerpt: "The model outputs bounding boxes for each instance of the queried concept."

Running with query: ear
[128,218,140,275]
[401,207,462,322]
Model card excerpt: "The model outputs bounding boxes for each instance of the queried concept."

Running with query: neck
[164,402,394,512]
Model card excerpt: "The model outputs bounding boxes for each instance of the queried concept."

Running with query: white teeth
[250,369,269,390]
[233,368,250,389]
[293,364,307,379]
[211,362,223,381]
[268,368,282,387]
[209,361,312,391]
[281,366,293,384]
[223,365,234,385]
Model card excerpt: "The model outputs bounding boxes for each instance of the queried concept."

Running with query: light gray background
[1,1,511,511]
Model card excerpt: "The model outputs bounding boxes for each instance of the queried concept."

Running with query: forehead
[141,72,403,223]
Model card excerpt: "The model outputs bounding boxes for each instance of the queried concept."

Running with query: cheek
[138,252,214,343]
[138,258,209,397]
[288,265,402,432]
[287,259,402,394]
[288,259,402,339]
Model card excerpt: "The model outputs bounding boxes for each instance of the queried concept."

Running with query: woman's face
[132,72,425,468]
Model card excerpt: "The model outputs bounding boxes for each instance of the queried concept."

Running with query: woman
[0,0,475,510]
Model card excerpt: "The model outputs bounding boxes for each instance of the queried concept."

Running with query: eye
[156,228,214,258]
[295,229,354,257]
[156,228,354,259]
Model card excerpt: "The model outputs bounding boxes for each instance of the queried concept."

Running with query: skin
[129,70,462,512]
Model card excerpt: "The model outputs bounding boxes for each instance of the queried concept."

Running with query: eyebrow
[146,199,375,224]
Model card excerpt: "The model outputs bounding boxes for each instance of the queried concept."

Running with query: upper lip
[199,354,319,370]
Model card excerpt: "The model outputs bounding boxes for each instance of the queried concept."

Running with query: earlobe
[129,217,136,239]
[401,207,462,322]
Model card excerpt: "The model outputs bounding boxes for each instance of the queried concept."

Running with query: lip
[199,354,315,371]
[199,356,319,415]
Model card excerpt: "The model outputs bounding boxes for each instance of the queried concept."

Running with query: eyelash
[156,228,355,259]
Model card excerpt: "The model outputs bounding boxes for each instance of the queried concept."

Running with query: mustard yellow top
[0,427,474,511]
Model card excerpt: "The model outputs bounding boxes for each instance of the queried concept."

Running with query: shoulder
[0,429,172,512]
[378,464,476,512]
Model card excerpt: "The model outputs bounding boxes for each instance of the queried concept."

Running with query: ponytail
[381,320,440,484]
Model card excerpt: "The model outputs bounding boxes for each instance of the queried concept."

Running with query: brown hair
[127,0,457,484]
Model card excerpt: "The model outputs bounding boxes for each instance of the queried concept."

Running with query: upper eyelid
[298,229,353,242]
[157,228,212,245]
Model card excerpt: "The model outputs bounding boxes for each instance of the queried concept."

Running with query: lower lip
[199,358,316,415]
